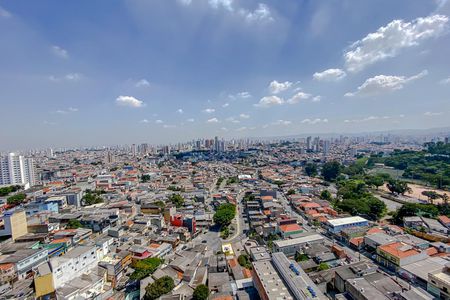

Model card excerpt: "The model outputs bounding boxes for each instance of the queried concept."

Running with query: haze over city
[1,0,450,150]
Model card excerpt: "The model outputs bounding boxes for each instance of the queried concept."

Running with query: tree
[238,254,252,269]
[317,263,330,271]
[287,189,296,196]
[365,174,387,189]
[386,180,411,195]
[295,252,309,262]
[320,190,332,201]
[322,161,341,182]
[421,190,440,204]
[141,174,151,182]
[392,203,439,225]
[67,219,82,229]
[0,185,21,197]
[304,163,318,177]
[144,276,174,300]
[213,203,236,227]
[193,284,209,300]
[169,194,184,208]
[7,193,26,205]
[130,257,163,281]
[82,191,104,206]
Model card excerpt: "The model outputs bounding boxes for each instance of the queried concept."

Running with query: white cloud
[344,116,381,123]
[155,119,164,124]
[53,107,79,114]
[55,110,67,114]
[208,0,233,11]
[312,96,321,102]
[135,79,150,87]
[254,95,284,108]
[424,111,443,116]
[242,3,273,23]
[115,95,145,108]
[301,118,328,125]
[203,108,215,113]
[0,5,11,18]
[207,117,220,123]
[221,127,228,131]
[345,70,428,97]
[163,124,176,128]
[236,127,247,132]
[272,120,292,126]
[43,120,57,126]
[177,108,184,114]
[439,77,450,84]
[222,103,230,108]
[178,0,192,5]
[140,119,149,123]
[239,113,250,119]
[286,92,311,104]
[186,118,195,122]
[68,107,78,112]
[49,73,82,82]
[226,117,240,123]
[237,91,252,98]
[51,45,68,59]
[344,15,449,72]
[313,68,347,81]
[269,80,292,94]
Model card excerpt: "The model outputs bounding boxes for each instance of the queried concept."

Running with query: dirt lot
[381,183,450,204]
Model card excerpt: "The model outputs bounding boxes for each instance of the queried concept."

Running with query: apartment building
[0,153,36,188]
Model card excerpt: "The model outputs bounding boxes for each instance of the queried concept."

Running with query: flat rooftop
[273,234,324,248]
[327,216,368,227]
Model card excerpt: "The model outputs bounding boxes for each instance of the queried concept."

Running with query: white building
[0,153,36,188]
[50,245,98,289]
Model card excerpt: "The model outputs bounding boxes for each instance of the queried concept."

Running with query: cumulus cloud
[269,80,292,94]
[345,70,428,97]
[344,15,449,72]
[208,0,233,11]
[312,96,322,102]
[116,95,145,108]
[135,79,150,87]
[313,68,347,81]
[226,117,240,123]
[239,114,250,119]
[140,119,149,123]
[439,77,450,84]
[424,111,443,116]
[177,108,184,114]
[51,45,69,59]
[0,5,11,18]
[222,103,230,108]
[301,118,328,125]
[286,92,311,104]
[49,73,82,82]
[272,120,292,126]
[241,3,273,23]
[254,95,284,108]
[207,117,220,123]
[155,119,164,124]
[54,107,79,114]
[203,108,215,113]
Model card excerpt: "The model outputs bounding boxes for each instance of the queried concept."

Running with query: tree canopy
[213,203,236,227]
[169,194,185,208]
[304,163,318,177]
[193,284,209,300]
[0,185,21,197]
[82,190,104,206]
[144,276,174,300]
[130,257,163,281]
[322,161,341,181]
[386,180,411,195]
[7,193,26,205]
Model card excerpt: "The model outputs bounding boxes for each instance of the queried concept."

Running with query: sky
[1,0,450,150]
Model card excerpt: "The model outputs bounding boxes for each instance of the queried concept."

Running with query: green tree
[287,189,296,196]
[421,191,440,204]
[82,191,103,206]
[0,185,22,197]
[169,194,185,208]
[144,276,174,300]
[130,257,163,280]
[304,163,318,177]
[7,193,26,205]
[141,174,151,182]
[386,180,411,195]
[365,174,387,189]
[393,203,439,225]
[322,161,341,181]
[193,284,209,300]
[320,190,332,201]
[213,203,236,227]
[294,252,309,262]
[67,219,83,229]
[317,263,329,271]
[237,254,252,269]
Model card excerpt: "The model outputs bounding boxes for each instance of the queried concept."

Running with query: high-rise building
[0,153,36,188]
[306,136,312,150]
[323,140,330,155]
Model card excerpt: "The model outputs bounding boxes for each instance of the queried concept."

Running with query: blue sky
[1,0,450,149]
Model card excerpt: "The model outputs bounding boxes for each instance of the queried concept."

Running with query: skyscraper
[0,153,36,188]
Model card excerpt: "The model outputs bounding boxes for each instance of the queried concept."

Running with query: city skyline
[1,0,450,149]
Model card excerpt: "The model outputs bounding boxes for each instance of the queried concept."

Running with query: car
[202,240,207,243]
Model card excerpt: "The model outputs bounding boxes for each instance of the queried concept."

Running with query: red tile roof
[279,224,303,232]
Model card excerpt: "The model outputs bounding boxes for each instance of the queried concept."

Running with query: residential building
[376,242,428,271]
[325,216,369,234]
[272,234,324,256]
[0,209,28,241]
[0,153,36,188]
